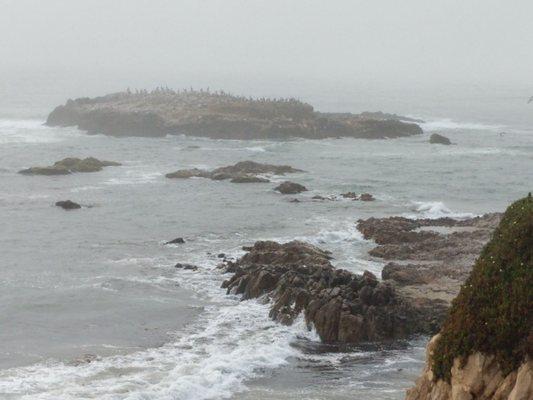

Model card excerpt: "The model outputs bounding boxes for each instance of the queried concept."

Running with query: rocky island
[46,89,423,140]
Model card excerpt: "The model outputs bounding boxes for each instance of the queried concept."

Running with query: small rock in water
[341,192,359,200]
[289,198,301,203]
[165,237,185,245]
[429,133,451,145]
[55,200,81,210]
[274,181,308,194]
[217,253,226,258]
[359,193,375,201]
[174,263,198,271]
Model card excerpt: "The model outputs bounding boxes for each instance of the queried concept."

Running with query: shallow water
[0,79,532,399]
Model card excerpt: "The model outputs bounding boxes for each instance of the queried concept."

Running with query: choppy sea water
[0,80,532,399]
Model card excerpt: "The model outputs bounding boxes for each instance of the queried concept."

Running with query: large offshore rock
[46,90,424,139]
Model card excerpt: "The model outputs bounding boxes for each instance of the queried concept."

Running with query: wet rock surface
[166,160,301,183]
[46,90,423,140]
[19,157,121,175]
[357,213,501,305]
[221,241,443,344]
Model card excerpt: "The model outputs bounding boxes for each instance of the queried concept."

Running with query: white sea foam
[406,201,475,219]
[0,119,80,145]
[103,171,162,186]
[0,259,316,400]
[294,224,364,245]
[420,118,503,132]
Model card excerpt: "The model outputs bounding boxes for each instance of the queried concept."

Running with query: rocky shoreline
[216,212,501,346]
[46,89,423,140]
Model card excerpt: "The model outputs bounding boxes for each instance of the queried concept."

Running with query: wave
[103,171,162,186]
[0,119,80,145]
[0,254,316,400]
[405,201,475,219]
[420,118,503,132]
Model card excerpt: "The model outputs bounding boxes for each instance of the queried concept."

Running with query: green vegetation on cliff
[432,194,533,381]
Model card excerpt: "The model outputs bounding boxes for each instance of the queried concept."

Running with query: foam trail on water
[0,262,315,400]
[0,119,80,144]
[420,118,503,132]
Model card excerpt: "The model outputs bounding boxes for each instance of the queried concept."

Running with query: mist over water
[1,1,532,398]
[0,74,531,399]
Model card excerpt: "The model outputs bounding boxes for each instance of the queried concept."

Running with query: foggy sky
[1,0,532,87]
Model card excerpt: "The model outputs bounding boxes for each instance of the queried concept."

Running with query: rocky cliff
[406,195,533,400]
[46,89,423,139]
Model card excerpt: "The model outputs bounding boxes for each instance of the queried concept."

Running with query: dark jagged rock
[19,157,121,175]
[166,161,301,183]
[341,192,359,199]
[429,133,452,145]
[274,181,308,194]
[165,237,185,245]
[46,90,424,140]
[221,240,443,344]
[406,196,533,399]
[359,193,375,201]
[55,200,81,210]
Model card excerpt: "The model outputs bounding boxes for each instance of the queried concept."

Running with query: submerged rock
[341,192,359,199]
[55,200,81,210]
[20,166,70,175]
[19,157,121,175]
[429,133,451,145]
[230,175,270,183]
[165,168,210,179]
[174,263,198,271]
[46,90,424,140]
[165,237,185,245]
[406,195,533,399]
[274,181,308,194]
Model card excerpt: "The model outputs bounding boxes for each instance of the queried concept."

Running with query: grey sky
[1,0,531,86]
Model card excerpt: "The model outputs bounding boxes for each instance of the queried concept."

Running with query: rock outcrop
[166,161,301,183]
[429,133,452,145]
[357,213,501,306]
[406,195,533,399]
[221,241,444,344]
[46,90,423,140]
[55,200,81,210]
[19,157,121,175]
[274,181,308,194]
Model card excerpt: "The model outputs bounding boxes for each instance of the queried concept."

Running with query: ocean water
[0,76,532,399]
